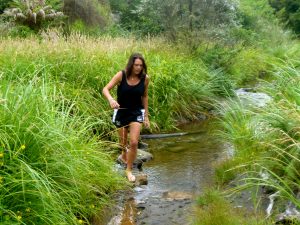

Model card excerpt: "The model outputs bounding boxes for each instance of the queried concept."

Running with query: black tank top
[117,70,145,109]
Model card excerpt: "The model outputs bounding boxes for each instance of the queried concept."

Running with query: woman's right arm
[102,71,122,109]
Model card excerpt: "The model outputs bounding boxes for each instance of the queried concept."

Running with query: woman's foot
[125,170,136,182]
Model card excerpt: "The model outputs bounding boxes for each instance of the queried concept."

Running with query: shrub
[3,0,64,31]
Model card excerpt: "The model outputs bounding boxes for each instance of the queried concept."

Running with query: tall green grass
[0,78,124,224]
[0,34,229,224]
[0,35,219,132]
[214,61,300,221]
[192,189,269,225]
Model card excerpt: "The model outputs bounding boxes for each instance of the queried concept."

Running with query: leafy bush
[197,44,240,72]
[6,24,34,37]
[269,0,300,35]
[63,0,111,28]
[3,0,64,31]
[228,48,272,86]
[0,0,12,13]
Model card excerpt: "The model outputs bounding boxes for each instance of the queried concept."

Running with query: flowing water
[104,120,229,225]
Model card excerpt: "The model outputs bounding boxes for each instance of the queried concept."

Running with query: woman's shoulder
[144,74,150,85]
[115,70,124,78]
[111,71,124,85]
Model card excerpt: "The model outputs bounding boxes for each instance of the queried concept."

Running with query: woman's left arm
[142,75,150,128]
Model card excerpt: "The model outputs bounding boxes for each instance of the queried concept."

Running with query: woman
[102,53,150,182]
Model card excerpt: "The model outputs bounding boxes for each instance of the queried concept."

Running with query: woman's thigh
[129,122,142,143]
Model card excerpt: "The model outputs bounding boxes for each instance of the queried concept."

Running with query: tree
[269,0,300,35]
[114,0,238,39]
[63,0,111,27]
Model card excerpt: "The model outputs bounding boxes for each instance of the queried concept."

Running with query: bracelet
[109,98,115,102]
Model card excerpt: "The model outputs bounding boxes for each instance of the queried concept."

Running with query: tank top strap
[121,70,126,82]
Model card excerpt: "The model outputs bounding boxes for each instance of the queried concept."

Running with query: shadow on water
[102,119,229,225]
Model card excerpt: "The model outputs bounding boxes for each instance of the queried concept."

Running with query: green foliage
[111,0,239,38]
[215,61,300,220]
[99,24,131,37]
[68,19,85,32]
[269,0,300,35]
[214,158,239,185]
[5,24,34,37]
[207,69,235,97]
[67,20,129,37]
[236,0,279,44]
[197,44,240,71]
[115,0,163,36]
[47,0,63,10]
[3,0,64,31]
[0,35,217,133]
[228,48,272,86]
[109,0,127,13]
[239,0,276,24]
[63,0,111,28]
[193,189,268,225]
[0,80,124,224]
[0,0,12,14]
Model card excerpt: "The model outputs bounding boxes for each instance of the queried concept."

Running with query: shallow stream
[105,120,229,225]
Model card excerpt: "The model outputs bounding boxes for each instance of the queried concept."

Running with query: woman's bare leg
[118,126,129,163]
[126,122,142,182]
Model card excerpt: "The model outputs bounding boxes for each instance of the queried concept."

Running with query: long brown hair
[125,53,147,78]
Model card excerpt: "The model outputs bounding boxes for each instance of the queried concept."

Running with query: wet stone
[235,88,272,108]
[137,149,153,162]
[116,155,143,170]
[116,149,153,170]
[135,173,148,186]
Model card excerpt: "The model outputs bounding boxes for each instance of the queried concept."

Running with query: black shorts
[112,108,145,127]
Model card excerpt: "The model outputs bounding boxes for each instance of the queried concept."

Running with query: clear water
[103,120,228,225]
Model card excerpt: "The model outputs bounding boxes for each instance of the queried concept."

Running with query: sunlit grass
[214,61,300,222]
[192,189,270,225]
[0,80,125,224]
[0,34,226,224]
[0,34,218,132]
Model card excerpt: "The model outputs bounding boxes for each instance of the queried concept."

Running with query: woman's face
[132,58,143,75]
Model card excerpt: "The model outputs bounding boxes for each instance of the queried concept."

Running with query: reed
[0,79,124,224]
[214,61,300,221]
[192,189,269,225]
[0,34,222,223]
[0,34,216,132]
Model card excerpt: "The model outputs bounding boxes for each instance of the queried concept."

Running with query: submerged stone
[235,88,272,108]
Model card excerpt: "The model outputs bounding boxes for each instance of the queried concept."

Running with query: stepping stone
[135,173,148,186]
[116,155,143,170]
[116,149,153,170]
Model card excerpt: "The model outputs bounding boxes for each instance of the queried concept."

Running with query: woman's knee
[130,140,138,149]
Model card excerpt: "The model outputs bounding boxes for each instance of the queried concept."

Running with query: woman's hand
[109,98,120,109]
[143,117,150,129]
